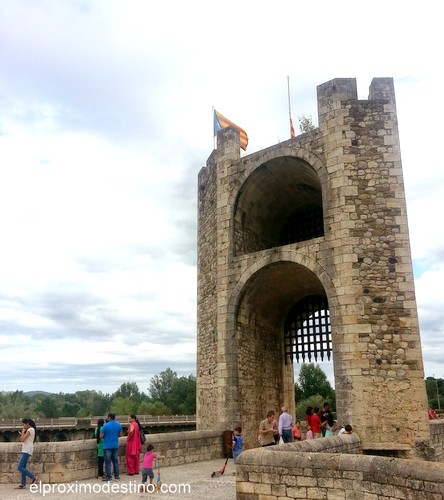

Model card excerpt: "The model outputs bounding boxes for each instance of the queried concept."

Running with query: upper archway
[233,156,323,256]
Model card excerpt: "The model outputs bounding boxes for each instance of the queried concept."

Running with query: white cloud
[0,0,442,394]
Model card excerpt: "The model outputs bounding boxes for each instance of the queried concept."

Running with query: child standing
[305,424,314,440]
[94,418,105,479]
[140,444,162,492]
[292,420,302,441]
[231,426,244,463]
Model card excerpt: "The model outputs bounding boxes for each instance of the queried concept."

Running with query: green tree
[426,377,443,410]
[297,115,316,133]
[295,395,324,422]
[148,369,196,414]
[170,375,196,414]
[90,392,112,416]
[0,391,31,419]
[137,401,171,416]
[111,396,139,415]
[294,363,335,408]
[148,368,177,402]
[113,382,142,402]
[61,401,81,416]
[37,395,61,418]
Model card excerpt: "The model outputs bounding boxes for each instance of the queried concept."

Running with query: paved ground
[0,458,236,500]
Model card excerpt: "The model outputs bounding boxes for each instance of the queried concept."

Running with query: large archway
[233,156,324,256]
[234,260,332,447]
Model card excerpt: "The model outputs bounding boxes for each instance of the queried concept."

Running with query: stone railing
[237,433,444,499]
[429,419,444,461]
[0,429,223,484]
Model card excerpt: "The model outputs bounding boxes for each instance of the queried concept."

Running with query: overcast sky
[0,0,442,395]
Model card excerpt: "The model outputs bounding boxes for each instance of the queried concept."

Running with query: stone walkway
[0,458,236,500]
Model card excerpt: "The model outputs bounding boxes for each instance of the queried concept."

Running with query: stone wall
[197,77,430,456]
[428,420,444,462]
[0,429,223,484]
[236,434,444,499]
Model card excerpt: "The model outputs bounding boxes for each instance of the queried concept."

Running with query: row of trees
[1,364,332,420]
[3,364,440,420]
[0,368,196,419]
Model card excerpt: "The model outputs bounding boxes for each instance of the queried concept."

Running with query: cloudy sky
[0,0,442,395]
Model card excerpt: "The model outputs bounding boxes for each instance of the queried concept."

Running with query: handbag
[140,431,146,444]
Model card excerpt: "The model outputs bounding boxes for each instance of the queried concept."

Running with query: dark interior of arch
[284,294,332,364]
[233,156,324,256]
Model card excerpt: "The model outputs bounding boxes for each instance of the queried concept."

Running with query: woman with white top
[16,418,38,489]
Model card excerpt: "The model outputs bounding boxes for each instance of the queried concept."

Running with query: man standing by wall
[278,406,293,443]
[100,412,123,481]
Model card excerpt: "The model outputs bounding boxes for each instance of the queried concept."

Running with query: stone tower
[196,78,430,456]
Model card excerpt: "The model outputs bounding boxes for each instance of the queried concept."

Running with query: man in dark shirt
[320,401,332,437]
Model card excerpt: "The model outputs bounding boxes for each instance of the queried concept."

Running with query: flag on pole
[213,110,248,151]
[287,76,296,139]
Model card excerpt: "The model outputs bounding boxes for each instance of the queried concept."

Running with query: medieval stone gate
[196,78,430,456]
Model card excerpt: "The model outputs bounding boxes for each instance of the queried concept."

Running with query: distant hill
[24,391,53,397]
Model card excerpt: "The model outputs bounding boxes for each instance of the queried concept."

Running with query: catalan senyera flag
[213,110,249,151]
[290,116,296,138]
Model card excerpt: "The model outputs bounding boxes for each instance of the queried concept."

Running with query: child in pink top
[140,444,162,492]
[292,420,302,441]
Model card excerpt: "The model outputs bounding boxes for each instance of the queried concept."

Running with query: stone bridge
[0,415,196,442]
[0,422,443,498]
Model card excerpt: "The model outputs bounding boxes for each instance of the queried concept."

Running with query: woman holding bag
[126,414,142,475]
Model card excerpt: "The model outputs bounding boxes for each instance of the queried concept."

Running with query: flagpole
[287,76,295,138]
[212,106,216,150]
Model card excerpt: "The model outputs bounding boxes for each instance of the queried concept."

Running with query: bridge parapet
[0,417,78,431]
[0,428,222,484]
[0,415,196,432]
[91,414,197,427]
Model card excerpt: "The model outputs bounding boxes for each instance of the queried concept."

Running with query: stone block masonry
[236,433,444,499]
[0,429,224,484]
[197,77,430,457]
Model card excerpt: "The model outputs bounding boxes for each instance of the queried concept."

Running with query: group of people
[258,406,301,446]
[16,412,161,491]
[258,403,353,447]
[305,402,337,438]
[304,403,353,439]
[16,405,354,489]
[94,412,162,490]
